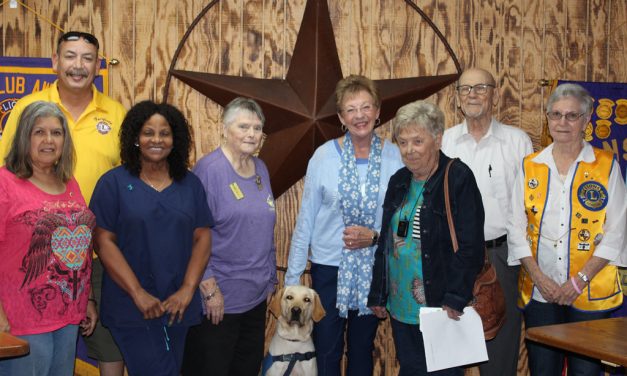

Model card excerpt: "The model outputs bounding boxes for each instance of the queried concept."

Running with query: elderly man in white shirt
[441,67,533,376]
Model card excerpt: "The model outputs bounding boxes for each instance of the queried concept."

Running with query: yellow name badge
[229,182,244,200]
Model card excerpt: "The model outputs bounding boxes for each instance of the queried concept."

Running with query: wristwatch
[577,271,589,284]
[371,230,379,247]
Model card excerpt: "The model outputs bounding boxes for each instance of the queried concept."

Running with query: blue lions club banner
[550,80,627,181]
[0,56,107,376]
[0,56,108,138]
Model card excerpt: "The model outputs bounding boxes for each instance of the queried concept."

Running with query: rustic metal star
[171,0,458,196]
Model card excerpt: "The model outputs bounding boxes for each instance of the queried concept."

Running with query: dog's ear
[268,287,284,318]
[311,291,326,322]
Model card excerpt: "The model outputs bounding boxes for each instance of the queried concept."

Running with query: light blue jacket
[285,138,403,285]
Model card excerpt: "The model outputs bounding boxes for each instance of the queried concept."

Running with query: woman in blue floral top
[285,75,403,376]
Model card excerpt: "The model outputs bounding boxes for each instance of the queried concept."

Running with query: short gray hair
[222,97,265,128]
[392,100,445,142]
[4,101,75,182]
[547,83,593,115]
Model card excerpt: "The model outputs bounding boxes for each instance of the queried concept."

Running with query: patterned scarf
[337,132,383,317]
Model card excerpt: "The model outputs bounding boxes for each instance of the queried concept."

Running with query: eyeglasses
[546,111,585,121]
[342,104,375,117]
[456,84,495,96]
[58,31,100,50]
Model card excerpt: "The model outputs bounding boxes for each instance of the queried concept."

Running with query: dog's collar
[271,351,316,363]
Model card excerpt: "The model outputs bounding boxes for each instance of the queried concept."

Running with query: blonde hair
[335,75,380,112]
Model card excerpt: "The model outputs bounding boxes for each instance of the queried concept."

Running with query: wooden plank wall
[1,1,625,375]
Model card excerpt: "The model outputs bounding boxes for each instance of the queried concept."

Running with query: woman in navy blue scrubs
[90,101,213,376]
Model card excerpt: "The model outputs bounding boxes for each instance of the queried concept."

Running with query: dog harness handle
[266,351,316,376]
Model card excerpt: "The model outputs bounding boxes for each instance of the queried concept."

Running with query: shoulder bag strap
[443,159,458,252]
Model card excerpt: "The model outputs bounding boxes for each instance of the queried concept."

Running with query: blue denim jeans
[310,263,379,376]
[0,324,78,376]
[524,300,612,376]
[390,318,463,376]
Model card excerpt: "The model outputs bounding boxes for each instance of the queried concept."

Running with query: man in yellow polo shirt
[0,31,126,376]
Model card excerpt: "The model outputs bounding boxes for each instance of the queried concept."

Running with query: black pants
[390,318,463,376]
[182,300,266,376]
[310,263,379,376]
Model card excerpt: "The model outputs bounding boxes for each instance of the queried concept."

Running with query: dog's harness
[261,351,316,376]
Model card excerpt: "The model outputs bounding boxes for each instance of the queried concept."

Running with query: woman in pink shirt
[0,101,97,375]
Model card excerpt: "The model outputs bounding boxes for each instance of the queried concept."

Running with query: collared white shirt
[507,142,627,302]
[442,118,533,240]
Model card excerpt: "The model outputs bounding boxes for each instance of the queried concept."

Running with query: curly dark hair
[120,101,192,181]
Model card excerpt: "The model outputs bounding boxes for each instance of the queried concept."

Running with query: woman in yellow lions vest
[507,83,627,376]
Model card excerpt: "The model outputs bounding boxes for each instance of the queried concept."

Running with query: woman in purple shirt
[182,97,277,375]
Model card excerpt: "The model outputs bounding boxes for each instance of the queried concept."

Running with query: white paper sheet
[419,307,488,372]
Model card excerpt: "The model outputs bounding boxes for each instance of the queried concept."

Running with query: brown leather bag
[444,159,506,340]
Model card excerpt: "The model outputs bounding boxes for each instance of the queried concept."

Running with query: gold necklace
[141,173,169,191]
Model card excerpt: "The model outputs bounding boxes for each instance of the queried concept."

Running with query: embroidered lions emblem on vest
[577,181,608,211]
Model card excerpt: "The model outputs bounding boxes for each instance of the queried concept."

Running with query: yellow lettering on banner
[623,138,627,162]
[16,77,24,93]
[0,76,26,94]
[602,140,618,157]
[31,80,53,93]
[32,79,41,92]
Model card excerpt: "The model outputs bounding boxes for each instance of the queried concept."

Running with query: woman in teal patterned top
[368,100,485,376]
[388,178,428,320]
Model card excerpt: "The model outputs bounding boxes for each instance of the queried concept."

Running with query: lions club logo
[0,97,18,135]
[577,181,608,211]
[95,118,112,135]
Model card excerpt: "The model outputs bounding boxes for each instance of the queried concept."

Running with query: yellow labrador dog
[263,286,326,376]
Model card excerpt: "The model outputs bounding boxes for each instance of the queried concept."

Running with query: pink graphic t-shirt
[0,167,95,335]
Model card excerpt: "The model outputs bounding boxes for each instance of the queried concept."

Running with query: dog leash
[265,351,316,376]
